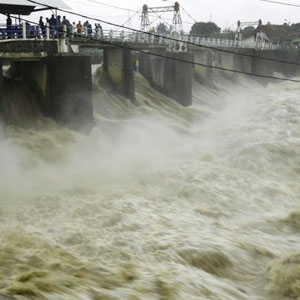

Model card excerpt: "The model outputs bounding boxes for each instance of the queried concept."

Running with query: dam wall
[139,50,194,107]
[1,44,299,133]
[103,47,299,109]
[193,48,300,86]
[2,55,94,132]
[103,47,194,107]
[103,47,135,101]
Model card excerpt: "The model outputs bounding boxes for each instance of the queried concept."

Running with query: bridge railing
[0,24,289,51]
[0,24,47,39]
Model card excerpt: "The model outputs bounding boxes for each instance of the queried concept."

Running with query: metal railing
[0,23,284,51]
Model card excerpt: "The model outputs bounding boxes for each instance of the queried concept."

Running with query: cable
[65,0,126,18]
[181,5,197,23]
[7,15,300,83]
[25,0,300,67]
[83,0,136,12]
[121,9,140,28]
[150,12,170,27]
[259,0,300,8]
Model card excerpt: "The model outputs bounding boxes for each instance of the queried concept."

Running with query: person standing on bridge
[56,16,62,38]
[39,17,46,38]
[96,23,103,36]
[62,16,72,37]
[6,14,12,39]
[76,21,83,35]
[83,21,92,37]
[87,22,92,37]
[71,22,76,38]
[49,14,56,38]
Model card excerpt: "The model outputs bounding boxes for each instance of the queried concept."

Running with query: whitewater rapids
[0,69,300,300]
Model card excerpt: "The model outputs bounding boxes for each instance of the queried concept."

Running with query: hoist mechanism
[140,2,183,34]
[140,2,185,52]
[234,19,267,49]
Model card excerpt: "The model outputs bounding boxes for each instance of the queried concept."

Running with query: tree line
[155,21,255,39]
[155,21,300,42]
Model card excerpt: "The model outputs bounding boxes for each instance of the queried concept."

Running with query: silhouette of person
[6,14,12,39]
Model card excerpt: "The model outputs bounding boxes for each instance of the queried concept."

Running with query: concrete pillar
[22,22,26,39]
[18,55,94,132]
[194,49,214,86]
[47,55,94,131]
[120,30,125,42]
[139,49,194,106]
[96,28,101,40]
[171,51,193,106]
[123,47,135,100]
[233,51,251,74]
[103,47,135,102]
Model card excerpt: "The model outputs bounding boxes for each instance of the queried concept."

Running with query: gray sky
[1,0,299,31]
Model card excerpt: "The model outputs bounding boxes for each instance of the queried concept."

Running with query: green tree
[242,26,255,38]
[156,22,169,35]
[189,22,221,37]
[220,28,235,39]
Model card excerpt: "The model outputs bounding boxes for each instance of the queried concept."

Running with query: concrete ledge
[0,40,58,54]
[0,52,50,61]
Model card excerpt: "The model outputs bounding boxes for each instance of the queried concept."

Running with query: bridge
[0,0,299,132]
[0,22,280,53]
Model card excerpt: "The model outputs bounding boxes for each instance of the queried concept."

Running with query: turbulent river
[0,68,300,300]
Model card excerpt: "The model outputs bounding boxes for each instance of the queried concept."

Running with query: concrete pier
[139,50,194,106]
[193,49,215,85]
[1,37,300,132]
[12,55,94,132]
[164,51,194,106]
[47,55,94,131]
[103,47,135,101]
[193,47,300,85]
[103,48,194,106]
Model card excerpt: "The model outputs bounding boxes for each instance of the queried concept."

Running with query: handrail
[0,23,287,50]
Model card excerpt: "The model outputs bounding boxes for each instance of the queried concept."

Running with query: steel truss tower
[140,2,182,34]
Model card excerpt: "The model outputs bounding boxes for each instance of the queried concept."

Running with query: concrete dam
[2,3,300,299]
[1,37,300,133]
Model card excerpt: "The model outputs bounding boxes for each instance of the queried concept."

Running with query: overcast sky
[1,0,299,31]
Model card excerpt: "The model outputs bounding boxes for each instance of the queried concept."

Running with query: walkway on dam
[0,23,280,51]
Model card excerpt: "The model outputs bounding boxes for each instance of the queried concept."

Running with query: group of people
[0,13,103,40]
[39,15,103,39]
[39,15,71,38]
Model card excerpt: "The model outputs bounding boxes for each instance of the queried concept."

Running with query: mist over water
[1,69,300,300]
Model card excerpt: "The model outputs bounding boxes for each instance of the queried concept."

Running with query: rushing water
[0,69,300,300]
